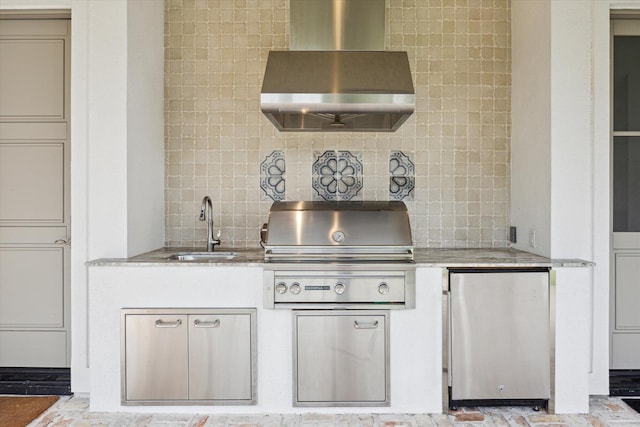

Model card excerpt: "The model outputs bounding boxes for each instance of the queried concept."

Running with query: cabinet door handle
[154,319,182,328]
[353,320,379,329]
[193,319,221,328]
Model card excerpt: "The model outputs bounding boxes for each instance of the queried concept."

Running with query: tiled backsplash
[165,0,511,249]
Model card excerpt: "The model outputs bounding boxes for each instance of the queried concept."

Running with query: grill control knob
[275,282,287,294]
[335,283,345,295]
[378,282,390,295]
[290,283,301,295]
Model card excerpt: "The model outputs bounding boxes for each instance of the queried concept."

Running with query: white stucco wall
[549,0,594,262]
[87,1,129,259]
[126,0,165,257]
[510,0,551,257]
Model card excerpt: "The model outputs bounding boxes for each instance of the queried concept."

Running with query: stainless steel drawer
[293,310,389,406]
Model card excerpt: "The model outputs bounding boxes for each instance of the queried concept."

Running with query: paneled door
[0,18,71,367]
[611,18,640,369]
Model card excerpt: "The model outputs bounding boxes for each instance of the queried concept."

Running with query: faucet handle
[215,230,222,239]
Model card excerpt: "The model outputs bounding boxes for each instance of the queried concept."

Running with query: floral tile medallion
[389,150,415,200]
[312,150,363,201]
[260,150,285,201]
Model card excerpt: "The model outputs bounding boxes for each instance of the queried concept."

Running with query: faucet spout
[199,196,221,251]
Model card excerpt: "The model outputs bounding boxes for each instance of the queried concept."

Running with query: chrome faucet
[199,196,221,251]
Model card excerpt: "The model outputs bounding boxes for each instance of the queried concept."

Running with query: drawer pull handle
[154,319,182,328]
[194,319,221,328]
[353,320,379,329]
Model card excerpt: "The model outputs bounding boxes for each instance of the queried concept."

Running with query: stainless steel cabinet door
[124,314,189,401]
[294,311,389,406]
[188,314,253,401]
[450,271,550,400]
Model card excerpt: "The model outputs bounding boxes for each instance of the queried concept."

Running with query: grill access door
[294,311,389,406]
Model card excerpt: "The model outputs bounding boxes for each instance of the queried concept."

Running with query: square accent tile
[312,150,363,201]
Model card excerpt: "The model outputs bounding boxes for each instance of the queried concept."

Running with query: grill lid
[262,201,413,261]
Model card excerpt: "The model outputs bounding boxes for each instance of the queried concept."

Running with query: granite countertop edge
[86,247,593,268]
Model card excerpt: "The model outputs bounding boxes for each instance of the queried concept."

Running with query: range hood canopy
[260,0,415,132]
[260,51,415,132]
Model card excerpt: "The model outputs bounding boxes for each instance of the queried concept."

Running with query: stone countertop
[87,247,592,268]
[413,248,592,267]
[86,247,266,267]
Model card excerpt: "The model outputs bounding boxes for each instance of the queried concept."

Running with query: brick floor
[29,395,640,426]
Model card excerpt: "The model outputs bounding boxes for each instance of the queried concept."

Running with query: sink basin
[166,251,237,261]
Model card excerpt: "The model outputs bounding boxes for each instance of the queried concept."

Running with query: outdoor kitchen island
[87,247,591,415]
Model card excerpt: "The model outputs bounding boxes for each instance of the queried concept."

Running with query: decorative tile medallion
[312,150,363,201]
[389,151,415,200]
[260,150,285,201]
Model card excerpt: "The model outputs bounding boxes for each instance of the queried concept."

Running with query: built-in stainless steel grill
[261,201,415,309]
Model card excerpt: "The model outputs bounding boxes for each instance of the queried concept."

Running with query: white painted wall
[554,268,591,412]
[510,0,551,257]
[549,0,594,261]
[548,1,597,403]
[0,0,165,392]
[512,0,640,397]
[589,0,613,397]
[87,1,129,259]
[126,0,165,257]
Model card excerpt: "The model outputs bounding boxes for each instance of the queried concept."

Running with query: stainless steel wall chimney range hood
[260,0,416,132]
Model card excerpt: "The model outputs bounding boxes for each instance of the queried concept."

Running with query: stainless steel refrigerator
[448,269,550,406]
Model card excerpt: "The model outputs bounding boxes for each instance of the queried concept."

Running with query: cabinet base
[448,388,548,411]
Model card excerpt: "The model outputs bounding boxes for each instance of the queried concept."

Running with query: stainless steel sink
[166,251,237,261]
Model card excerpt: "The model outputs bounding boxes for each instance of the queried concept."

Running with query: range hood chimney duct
[260,0,416,132]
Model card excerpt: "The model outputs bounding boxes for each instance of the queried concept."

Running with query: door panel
[0,226,67,244]
[124,314,189,401]
[0,143,64,222]
[0,330,66,367]
[0,248,64,327]
[0,122,67,140]
[188,314,253,400]
[0,18,70,367]
[0,39,65,119]
[615,254,640,329]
